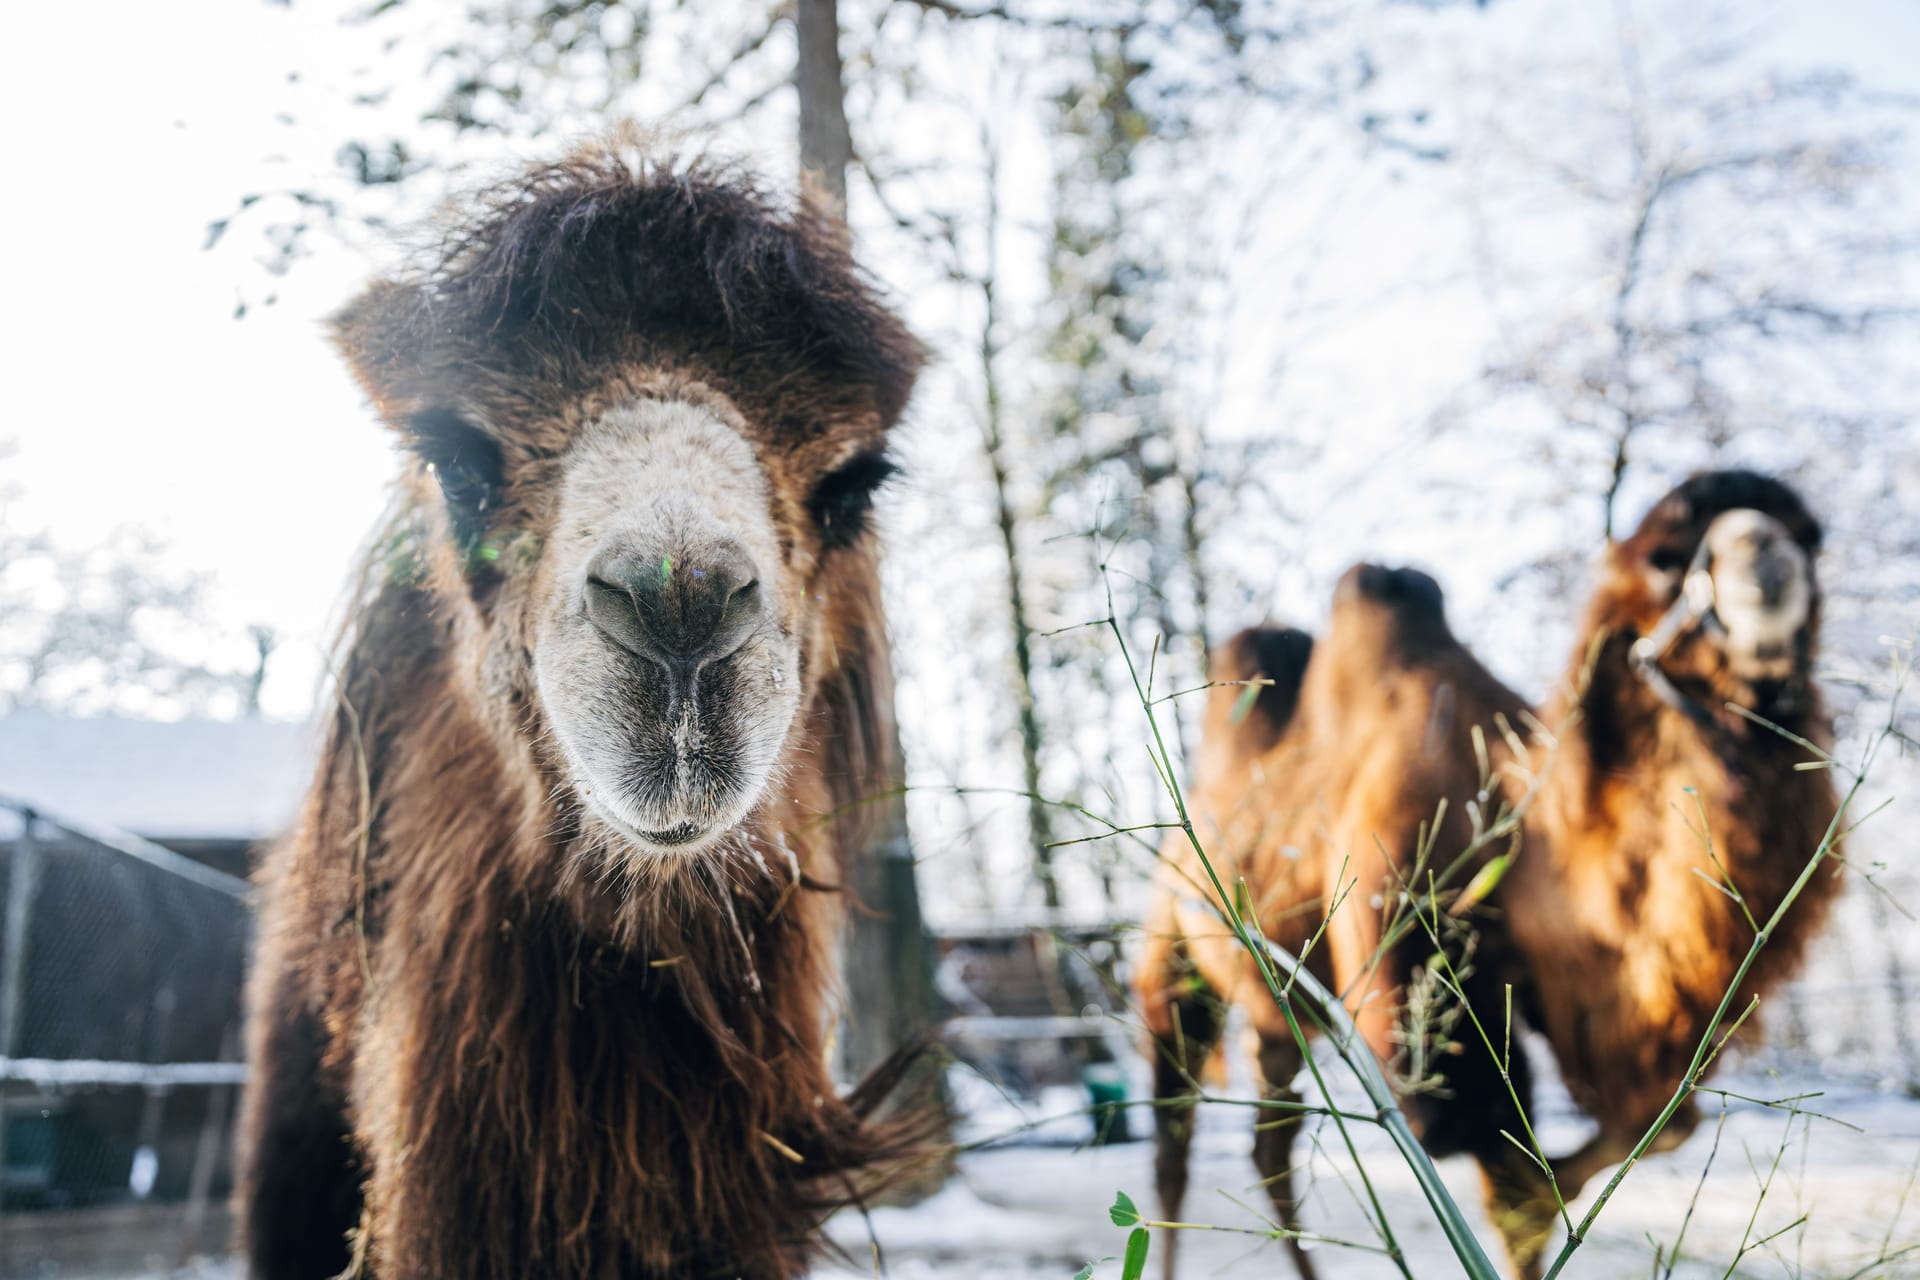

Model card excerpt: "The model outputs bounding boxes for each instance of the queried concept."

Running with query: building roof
[0,710,316,841]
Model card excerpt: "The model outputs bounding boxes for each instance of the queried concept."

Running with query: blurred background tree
[196,0,1916,1071]
[1438,4,1920,659]
[0,445,270,720]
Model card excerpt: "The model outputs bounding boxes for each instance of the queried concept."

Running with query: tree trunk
[796,0,854,214]
[794,0,945,1127]
[976,117,1112,1080]
[975,130,1058,909]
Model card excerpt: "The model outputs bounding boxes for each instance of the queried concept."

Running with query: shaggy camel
[236,136,930,1279]
[1138,470,1839,1279]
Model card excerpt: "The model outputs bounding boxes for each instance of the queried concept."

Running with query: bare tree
[0,452,260,718]
[1456,4,1916,545]
[789,0,945,1091]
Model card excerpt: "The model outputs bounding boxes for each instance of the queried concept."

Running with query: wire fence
[928,880,1920,1156]
[0,798,250,1275]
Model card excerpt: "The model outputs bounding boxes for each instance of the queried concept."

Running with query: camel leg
[234,973,361,1280]
[1646,1096,1702,1154]
[1481,1099,1709,1280]
[1250,1031,1319,1280]
[1402,966,1556,1280]
[1142,964,1226,1280]
[1551,1096,1704,1201]
[1475,1139,1561,1280]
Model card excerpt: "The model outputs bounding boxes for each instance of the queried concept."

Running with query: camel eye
[409,409,503,544]
[809,452,897,551]
[1647,546,1690,575]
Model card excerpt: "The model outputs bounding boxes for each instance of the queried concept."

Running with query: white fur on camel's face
[1703,508,1812,681]
[533,396,803,862]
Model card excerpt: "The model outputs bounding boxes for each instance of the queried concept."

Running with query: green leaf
[1073,1267,1094,1280]
[1109,1190,1140,1227]
[1450,853,1512,916]
[1121,1226,1151,1280]
[1228,681,1261,724]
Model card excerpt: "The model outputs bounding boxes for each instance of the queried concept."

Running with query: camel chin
[1702,508,1812,682]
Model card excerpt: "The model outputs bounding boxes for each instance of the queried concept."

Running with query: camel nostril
[585,575,629,602]
[582,574,652,658]
[710,578,764,661]
[582,541,764,665]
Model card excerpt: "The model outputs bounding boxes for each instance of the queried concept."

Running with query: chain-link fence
[0,798,250,1276]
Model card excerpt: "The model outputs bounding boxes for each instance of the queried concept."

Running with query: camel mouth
[578,790,736,858]
[1701,509,1811,678]
[546,648,796,863]
[639,820,711,847]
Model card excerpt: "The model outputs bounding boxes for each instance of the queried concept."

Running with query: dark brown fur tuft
[332,130,923,441]
[1206,625,1313,754]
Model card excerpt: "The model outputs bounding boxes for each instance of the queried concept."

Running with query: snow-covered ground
[38,1072,1920,1280]
[817,1070,1920,1280]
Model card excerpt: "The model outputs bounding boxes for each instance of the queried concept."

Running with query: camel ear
[1652,491,1694,531]
[330,279,439,422]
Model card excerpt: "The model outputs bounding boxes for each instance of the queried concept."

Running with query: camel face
[326,140,923,881]
[1604,469,1824,718]
[401,379,893,869]
[1701,508,1814,681]
[531,395,824,859]
[1628,503,1819,711]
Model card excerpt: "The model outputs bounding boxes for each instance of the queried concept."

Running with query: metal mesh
[0,803,248,1274]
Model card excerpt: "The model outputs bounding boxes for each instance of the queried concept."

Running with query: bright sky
[3,0,1914,724]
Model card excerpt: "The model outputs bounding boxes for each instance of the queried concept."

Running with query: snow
[817,1076,1920,1279]
[51,1074,1920,1280]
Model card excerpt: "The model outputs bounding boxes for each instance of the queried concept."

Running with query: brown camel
[235,134,931,1279]
[1138,470,1839,1279]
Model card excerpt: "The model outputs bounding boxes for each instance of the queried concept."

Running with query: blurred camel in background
[1138,470,1840,1279]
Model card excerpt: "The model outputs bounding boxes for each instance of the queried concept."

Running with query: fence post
[132,982,178,1199]
[178,1021,240,1264]
[0,810,43,1213]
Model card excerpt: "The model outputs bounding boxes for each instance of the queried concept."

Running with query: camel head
[1602,470,1823,721]
[330,135,921,866]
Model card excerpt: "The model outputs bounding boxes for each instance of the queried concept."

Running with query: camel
[235,134,932,1280]
[1138,470,1839,1279]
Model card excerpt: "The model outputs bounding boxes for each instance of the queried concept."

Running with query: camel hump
[1335,562,1447,619]
[1631,469,1823,558]
[1329,562,1454,650]
[1208,625,1314,750]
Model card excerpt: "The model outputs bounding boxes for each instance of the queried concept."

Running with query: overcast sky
[3,0,1914,723]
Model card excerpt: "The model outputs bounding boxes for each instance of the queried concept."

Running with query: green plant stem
[1099,569,1503,1280]
[1252,932,1505,1279]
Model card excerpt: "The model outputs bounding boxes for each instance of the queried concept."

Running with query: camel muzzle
[1703,509,1812,679]
[1631,508,1813,726]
